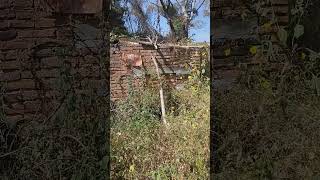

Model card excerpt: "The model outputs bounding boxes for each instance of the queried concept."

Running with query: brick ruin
[1,0,291,122]
[0,0,108,122]
[0,0,208,122]
[110,40,208,101]
[211,0,289,89]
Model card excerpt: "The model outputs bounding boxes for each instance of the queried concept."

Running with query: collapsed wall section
[110,41,208,100]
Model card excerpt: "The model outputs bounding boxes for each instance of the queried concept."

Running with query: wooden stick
[151,56,167,125]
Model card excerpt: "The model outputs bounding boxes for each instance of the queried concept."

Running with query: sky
[156,4,210,42]
[190,7,210,42]
[124,0,210,43]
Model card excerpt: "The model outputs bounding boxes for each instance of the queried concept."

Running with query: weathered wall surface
[0,0,108,122]
[110,41,208,100]
[211,0,289,89]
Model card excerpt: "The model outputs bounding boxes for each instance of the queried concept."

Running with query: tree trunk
[182,23,189,39]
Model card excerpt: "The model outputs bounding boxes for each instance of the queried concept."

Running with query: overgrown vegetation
[0,42,109,179]
[212,0,320,178]
[111,66,210,179]
[213,62,320,179]
[0,92,108,179]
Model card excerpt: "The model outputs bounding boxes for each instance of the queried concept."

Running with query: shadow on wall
[302,1,320,51]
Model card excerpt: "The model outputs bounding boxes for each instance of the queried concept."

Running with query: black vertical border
[102,0,111,179]
[210,0,220,178]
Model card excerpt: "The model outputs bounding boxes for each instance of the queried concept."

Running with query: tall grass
[213,64,320,179]
[0,81,109,180]
[111,75,210,179]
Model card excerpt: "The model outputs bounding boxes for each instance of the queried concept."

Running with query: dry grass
[213,64,320,179]
[111,78,210,179]
[0,82,109,180]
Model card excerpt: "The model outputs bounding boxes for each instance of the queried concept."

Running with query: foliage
[212,0,320,178]
[110,0,128,36]
[126,0,209,42]
[111,65,209,179]
[214,84,320,179]
[0,46,109,179]
[213,59,320,179]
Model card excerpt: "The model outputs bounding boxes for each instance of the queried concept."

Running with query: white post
[151,56,167,125]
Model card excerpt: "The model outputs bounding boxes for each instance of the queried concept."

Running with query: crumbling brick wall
[110,40,208,100]
[0,0,108,122]
[211,0,289,89]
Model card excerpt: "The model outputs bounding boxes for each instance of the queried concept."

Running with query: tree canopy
[112,0,209,42]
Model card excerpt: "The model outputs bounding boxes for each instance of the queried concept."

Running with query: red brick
[35,18,56,28]
[14,0,33,8]
[0,21,9,30]
[5,50,18,59]
[0,0,11,9]
[5,79,36,90]
[56,27,73,39]
[0,51,5,59]
[4,49,30,60]
[0,60,20,70]
[45,90,61,99]
[72,67,101,78]
[0,9,15,19]
[42,79,57,90]
[41,57,62,68]
[24,100,42,113]
[15,10,34,19]
[5,115,23,122]
[1,40,35,50]
[82,79,105,89]
[0,30,17,41]
[20,59,40,70]
[0,71,21,81]
[35,48,59,57]
[36,69,60,78]
[7,20,34,28]
[3,91,22,103]
[18,29,56,38]
[22,90,39,100]
[21,71,33,78]
[33,38,69,48]
[81,55,99,65]
[4,103,24,115]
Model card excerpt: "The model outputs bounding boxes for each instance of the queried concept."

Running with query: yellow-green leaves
[259,77,272,93]
[224,48,231,56]
[277,27,288,46]
[192,122,197,129]
[262,21,273,30]
[250,46,258,55]
[129,164,135,173]
[294,24,304,39]
[301,52,306,60]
